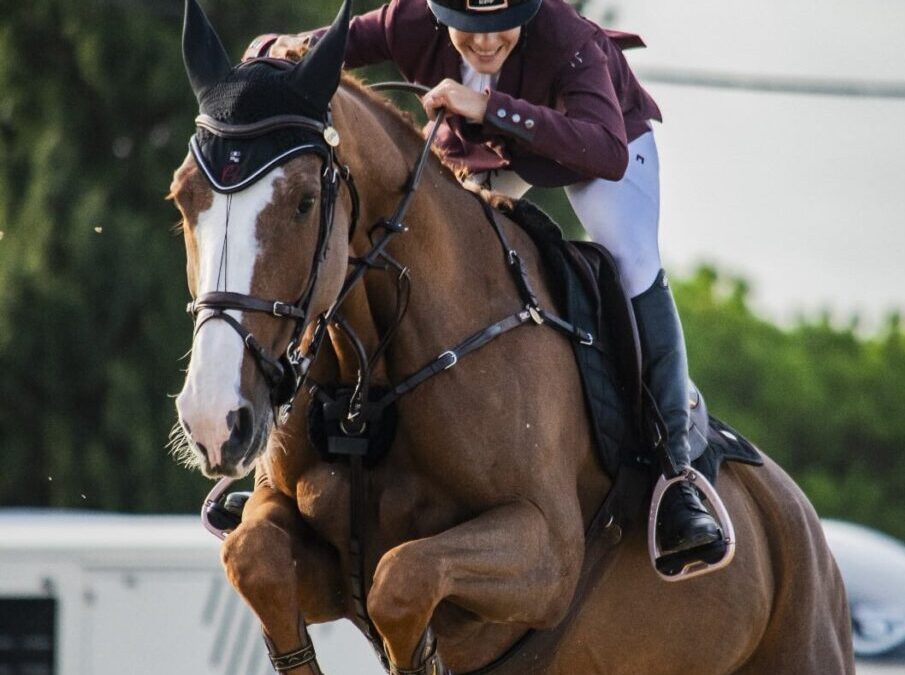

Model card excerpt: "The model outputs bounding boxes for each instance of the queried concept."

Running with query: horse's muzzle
[177,393,262,478]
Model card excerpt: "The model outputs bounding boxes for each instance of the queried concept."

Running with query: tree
[0,0,345,510]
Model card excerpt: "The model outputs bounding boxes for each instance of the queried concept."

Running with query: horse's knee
[221,519,294,599]
[521,535,583,630]
[367,541,440,635]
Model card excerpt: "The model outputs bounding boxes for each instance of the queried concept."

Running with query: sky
[585,0,905,329]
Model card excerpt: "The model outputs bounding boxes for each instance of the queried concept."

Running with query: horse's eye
[296,196,316,217]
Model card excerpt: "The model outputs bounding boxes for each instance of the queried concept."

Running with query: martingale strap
[377,310,534,407]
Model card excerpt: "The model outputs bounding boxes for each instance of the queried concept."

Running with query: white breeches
[473,130,662,299]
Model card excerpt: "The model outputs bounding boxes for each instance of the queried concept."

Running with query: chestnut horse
[170,1,854,672]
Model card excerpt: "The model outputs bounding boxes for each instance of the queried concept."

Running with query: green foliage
[0,1,901,546]
[674,267,905,540]
[0,0,344,510]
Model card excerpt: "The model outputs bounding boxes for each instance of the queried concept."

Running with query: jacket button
[525,119,535,129]
[496,108,507,118]
[511,113,521,123]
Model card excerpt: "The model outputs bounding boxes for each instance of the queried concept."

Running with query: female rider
[245,0,721,560]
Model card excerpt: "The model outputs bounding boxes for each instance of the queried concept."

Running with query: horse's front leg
[368,498,584,673]
[220,485,345,674]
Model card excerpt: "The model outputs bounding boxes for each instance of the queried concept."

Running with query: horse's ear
[287,0,352,113]
[183,0,232,101]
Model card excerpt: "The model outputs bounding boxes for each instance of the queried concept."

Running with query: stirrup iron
[647,469,735,581]
[201,476,237,540]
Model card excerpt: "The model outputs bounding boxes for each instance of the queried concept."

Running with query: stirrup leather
[647,469,736,581]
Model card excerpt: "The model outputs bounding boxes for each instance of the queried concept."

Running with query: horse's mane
[336,71,431,148]
[336,71,515,211]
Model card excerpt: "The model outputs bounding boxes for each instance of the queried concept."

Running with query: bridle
[186,75,448,425]
[185,60,361,412]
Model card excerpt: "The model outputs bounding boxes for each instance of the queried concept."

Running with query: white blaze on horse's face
[176,168,284,477]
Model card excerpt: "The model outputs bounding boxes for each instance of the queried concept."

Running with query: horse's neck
[331,85,538,375]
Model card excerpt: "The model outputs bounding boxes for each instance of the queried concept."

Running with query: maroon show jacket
[256,0,662,187]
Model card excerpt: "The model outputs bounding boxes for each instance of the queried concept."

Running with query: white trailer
[0,510,384,675]
[6,511,902,674]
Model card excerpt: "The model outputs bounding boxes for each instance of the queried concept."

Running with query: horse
[170,1,855,672]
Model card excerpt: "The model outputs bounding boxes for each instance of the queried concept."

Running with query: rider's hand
[267,33,319,61]
[422,78,489,124]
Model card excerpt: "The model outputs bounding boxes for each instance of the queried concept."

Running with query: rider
[244,0,721,558]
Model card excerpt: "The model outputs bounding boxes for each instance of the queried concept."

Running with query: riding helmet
[427,0,542,33]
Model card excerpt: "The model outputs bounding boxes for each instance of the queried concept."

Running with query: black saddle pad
[501,199,764,486]
[501,199,640,476]
[694,415,763,484]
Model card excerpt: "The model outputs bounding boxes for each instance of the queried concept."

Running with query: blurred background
[0,0,902,672]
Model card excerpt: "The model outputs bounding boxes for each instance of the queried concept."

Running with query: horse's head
[171,0,353,477]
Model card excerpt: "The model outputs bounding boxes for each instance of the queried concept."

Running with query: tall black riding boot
[632,270,722,553]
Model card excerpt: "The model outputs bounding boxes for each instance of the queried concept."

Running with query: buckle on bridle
[580,331,594,346]
[272,301,291,316]
[323,164,340,185]
[340,416,368,436]
[439,350,458,370]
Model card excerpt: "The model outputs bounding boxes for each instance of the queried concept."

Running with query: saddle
[500,199,762,490]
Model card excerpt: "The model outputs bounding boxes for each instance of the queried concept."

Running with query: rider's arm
[481,40,629,181]
[243,4,392,68]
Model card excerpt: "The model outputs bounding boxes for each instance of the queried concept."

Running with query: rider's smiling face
[448,27,522,75]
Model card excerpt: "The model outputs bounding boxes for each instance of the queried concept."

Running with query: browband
[189,136,326,194]
[195,113,326,139]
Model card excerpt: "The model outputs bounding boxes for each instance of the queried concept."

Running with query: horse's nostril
[196,442,208,457]
[225,405,254,449]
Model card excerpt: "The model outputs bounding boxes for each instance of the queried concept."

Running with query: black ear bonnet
[182,0,351,193]
[190,60,334,193]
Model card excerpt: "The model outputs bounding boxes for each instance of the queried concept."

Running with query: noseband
[186,64,360,411]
